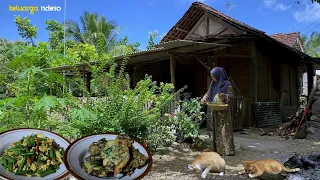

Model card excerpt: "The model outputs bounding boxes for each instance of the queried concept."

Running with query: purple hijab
[208,67,231,102]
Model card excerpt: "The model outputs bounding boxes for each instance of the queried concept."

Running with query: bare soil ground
[142,129,320,180]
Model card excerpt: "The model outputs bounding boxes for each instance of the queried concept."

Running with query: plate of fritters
[0,128,70,180]
[64,133,152,180]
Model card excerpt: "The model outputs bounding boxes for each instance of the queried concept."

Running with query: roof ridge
[270,32,300,35]
[192,1,265,34]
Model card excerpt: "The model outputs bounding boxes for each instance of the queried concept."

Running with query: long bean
[7,161,13,172]
[40,169,56,177]
[3,155,17,163]
[15,170,31,175]
[49,148,55,159]
[24,146,30,153]
[18,156,27,172]
[6,148,22,152]
[38,138,47,141]
[28,137,35,147]
[59,147,65,156]
[0,158,8,168]
[20,152,34,156]
[15,144,23,148]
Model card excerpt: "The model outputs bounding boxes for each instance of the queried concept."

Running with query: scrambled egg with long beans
[0,133,64,177]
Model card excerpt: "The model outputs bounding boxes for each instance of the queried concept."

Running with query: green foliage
[8,42,55,71]
[146,30,158,50]
[0,38,26,63]
[0,13,203,151]
[65,11,120,53]
[295,0,319,4]
[117,36,140,53]
[301,32,320,57]
[0,38,27,99]
[0,95,79,139]
[65,43,98,65]
[45,20,64,50]
[14,16,38,46]
[173,98,204,138]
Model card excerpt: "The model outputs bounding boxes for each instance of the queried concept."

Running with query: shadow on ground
[143,132,320,180]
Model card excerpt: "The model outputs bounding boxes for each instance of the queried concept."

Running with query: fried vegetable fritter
[101,139,131,177]
[121,146,150,176]
[82,135,149,178]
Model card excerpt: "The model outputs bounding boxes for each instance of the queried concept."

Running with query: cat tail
[281,165,301,173]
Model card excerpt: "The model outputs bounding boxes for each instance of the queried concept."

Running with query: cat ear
[188,165,194,170]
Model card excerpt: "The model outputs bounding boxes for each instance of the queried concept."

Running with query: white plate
[64,133,153,180]
[0,128,71,180]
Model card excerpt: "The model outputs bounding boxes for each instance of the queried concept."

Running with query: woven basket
[207,103,228,111]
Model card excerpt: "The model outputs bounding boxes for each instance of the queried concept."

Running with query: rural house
[45,2,320,131]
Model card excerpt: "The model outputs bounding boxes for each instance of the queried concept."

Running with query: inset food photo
[0,128,70,180]
[64,133,152,180]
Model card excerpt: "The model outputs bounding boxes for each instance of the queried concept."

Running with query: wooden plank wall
[256,40,299,120]
[213,42,252,129]
[194,55,210,97]
[257,51,270,102]
[280,62,299,118]
[130,60,171,88]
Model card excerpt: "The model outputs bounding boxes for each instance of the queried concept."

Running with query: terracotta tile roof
[161,1,264,43]
[269,32,300,48]
[160,1,311,59]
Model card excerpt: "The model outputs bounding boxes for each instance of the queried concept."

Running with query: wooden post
[170,54,177,112]
[206,76,214,131]
[307,63,314,98]
[86,72,92,93]
[170,54,176,92]
[206,14,210,36]
[50,85,53,96]
[250,41,258,102]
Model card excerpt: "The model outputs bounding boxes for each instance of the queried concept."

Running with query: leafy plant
[14,16,38,46]
[45,20,64,50]
[146,30,158,50]
[0,14,204,153]
[65,11,120,53]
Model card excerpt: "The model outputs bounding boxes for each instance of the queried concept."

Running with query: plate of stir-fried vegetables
[64,133,152,180]
[0,128,71,180]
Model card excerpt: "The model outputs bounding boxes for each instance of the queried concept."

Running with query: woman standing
[201,67,235,156]
[201,67,233,104]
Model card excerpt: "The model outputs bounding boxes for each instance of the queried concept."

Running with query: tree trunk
[213,108,235,156]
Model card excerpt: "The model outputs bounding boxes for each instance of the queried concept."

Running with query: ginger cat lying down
[188,151,226,179]
[239,159,301,178]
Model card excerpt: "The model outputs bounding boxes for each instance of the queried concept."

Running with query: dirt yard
[142,129,320,180]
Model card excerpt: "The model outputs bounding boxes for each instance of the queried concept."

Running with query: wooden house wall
[212,42,251,99]
[256,42,280,102]
[256,40,299,119]
[211,40,300,126]
[129,60,171,88]
[175,56,197,97]
[280,62,299,117]
[128,40,301,128]
[194,55,211,97]
[210,42,253,128]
